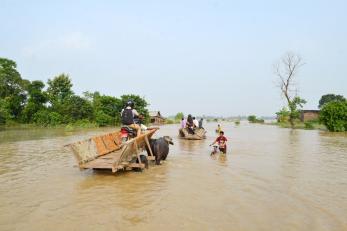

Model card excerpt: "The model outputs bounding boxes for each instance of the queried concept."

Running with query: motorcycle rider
[121,100,141,137]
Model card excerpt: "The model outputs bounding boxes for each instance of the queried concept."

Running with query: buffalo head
[163,136,174,145]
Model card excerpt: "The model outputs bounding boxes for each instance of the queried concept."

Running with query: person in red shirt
[210,131,228,154]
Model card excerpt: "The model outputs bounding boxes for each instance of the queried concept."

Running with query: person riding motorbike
[121,100,141,137]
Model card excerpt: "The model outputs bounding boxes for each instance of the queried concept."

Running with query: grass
[269,121,326,130]
[1,119,100,131]
[165,118,181,124]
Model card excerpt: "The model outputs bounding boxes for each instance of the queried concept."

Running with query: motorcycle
[120,116,143,143]
[120,126,137,143]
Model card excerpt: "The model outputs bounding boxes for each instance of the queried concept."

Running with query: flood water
[0,122,347,231]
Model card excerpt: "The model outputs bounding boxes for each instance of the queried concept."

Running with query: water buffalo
[146,136,174,165]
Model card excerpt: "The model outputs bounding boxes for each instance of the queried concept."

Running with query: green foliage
[276,107,290,123]
[175,112,184,121]
[319,101,347,132]
[47,74,73,106]
[95,110,114,126]
[0,98,12,124]
[279,96,306,128]
[248,115,257,122]
[0,58,22,98]
[22,80,48,122]
[0,58,29,119]
[33,110,63,126]
[248,115,264,123]
[65,120,98,131]
[165,119,175,124]
[304,121,314,129]
[319,94,346,108]
[288,97,306,120]
[49,112,64,125]
[61,95,94,122]
[120,94,150,124]
[0,58,151,128]
[93,94,121,125]
[235,121,240,125]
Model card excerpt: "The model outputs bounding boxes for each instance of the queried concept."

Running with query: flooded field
[0,123,346,231]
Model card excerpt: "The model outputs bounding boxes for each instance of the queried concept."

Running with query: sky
[1,0,346,117]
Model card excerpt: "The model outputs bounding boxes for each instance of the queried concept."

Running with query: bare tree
[274,52,306,128]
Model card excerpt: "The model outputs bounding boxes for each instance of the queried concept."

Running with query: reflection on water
[0,123,346,231]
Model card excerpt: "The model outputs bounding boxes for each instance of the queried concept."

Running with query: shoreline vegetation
[267,121,326,130]
[1,116,344,134]
[0,58,150,129]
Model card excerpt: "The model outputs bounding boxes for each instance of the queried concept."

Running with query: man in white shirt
[193,117,199,128]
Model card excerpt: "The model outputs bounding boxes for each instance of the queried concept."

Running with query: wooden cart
[179,128,206,140]
[67,128,159,173]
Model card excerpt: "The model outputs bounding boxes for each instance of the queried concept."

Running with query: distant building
[300,110,320,122]
[149,111,166,125]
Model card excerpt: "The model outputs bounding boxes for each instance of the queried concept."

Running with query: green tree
[95,111,114,126]
[83,91,100,102]
[0,58,22,98]
[276,107,290,123]
[288,96,306,123]
[175,112,184,121]
[318,94,346,108]
[248,115,264,123]
[22,80,48,122]
[47,74,73,108]
[93,94,122,126]
[0,58,27,119]
[248,115,257,123]
[33,110,63,126]
[0,98,12,124]
[274,52,306,128]
[120,94,150,124]
[319,101,347,132]
[62,95,94,122]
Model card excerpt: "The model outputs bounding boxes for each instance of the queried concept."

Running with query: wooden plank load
[66,128,159,173]
[179,128,206,140]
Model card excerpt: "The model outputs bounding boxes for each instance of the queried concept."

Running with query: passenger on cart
[121,100,142,137]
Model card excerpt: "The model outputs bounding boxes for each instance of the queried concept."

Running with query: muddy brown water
[0,123,346,231]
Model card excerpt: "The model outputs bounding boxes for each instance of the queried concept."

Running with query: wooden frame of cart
[67,128,158,173]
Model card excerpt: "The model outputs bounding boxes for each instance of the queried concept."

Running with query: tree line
[0,57,150,126]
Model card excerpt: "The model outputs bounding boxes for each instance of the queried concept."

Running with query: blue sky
[1,0,346,116]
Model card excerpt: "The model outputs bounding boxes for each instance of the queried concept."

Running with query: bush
[95,110,114,126]
[175,112,184,121]
[62,95,94,122]
[276,107,290,123]
[33,110,50,126]
[235,121,240,125]
[165,119,175,124]
[49,112,63,126]
[257,119,265,123]
[248,115,257,123]
[73,119,97,128]
[33,110,63,126]
[0,99,12,125]
[319,94,345,108]
[248,115,264,123]
[319,101,347,132]
[65,119,98,131]
[304,121,314,129]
